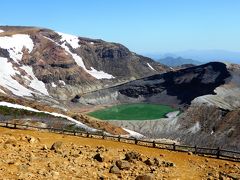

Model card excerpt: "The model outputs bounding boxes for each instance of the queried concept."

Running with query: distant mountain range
[145,49,240,64]
[156,56,202,67]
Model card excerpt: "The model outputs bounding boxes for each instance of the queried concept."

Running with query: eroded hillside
[0,26,169,101]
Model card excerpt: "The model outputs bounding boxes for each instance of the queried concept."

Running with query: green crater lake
[88,103,176,120]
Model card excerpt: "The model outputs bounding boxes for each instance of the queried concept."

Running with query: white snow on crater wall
[0,29,4,33]
[20,66,49,96]
[57,32,114,79]
[88,67,115,79]
[0,57,48,97]
[0,89,6,94]
[0,34,34,63]
[0,57,34,96]
[122,128,144,139]
[0,34,49,96]
[59,80,66,86]
[57,32,80,49]
[0,101,97,132]
[147,63,155,71]
[188,121,201,133]
[51,82,57,88]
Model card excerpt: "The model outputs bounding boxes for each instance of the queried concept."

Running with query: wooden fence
[1,122,240,162]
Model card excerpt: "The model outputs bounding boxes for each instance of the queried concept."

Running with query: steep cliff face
[0,26,169,100]
[78,62,232,107]
[78,38,167,79]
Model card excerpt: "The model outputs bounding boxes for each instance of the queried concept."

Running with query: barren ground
[0,127,239,180]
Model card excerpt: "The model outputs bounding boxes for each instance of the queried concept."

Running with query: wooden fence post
[135,138,138,145]
[118,135,121,142]
[153,141,156,148]
[173,143,176,151]
[6,122,8,127]
[14,123,16,129]
[194,145,197,154]
[217,147,220,159]
[87,132,89,138]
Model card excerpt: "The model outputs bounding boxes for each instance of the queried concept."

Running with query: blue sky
[0,0,240,54]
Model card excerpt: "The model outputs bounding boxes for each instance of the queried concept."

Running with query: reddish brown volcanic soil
[0,127,239,179]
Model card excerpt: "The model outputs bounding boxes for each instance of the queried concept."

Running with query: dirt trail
[0,127,239,179]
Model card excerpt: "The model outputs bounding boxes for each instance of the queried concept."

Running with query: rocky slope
[0,127,239,180]
[0,26,169,101]
[77,62,231,107]
[78,62,240,150]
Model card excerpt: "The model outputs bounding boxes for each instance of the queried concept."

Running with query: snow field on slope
[0,57,34,96]
[0,34,49,96]
[122,128,144,139]
[0,34,34,63]
[20,66,49,96]
[57,32,114,79]
[147,63,155,71]
[0,101,97,132]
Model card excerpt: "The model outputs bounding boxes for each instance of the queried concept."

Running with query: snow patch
[0,57,34,96]
[0,34,34,63]
[89,67,114,79]
[0,29,4,33]
[58,32,80,49]
[59,80,66,86]
[56,32,114,79]
[0,57,48,97]
[189,121,201,133]
[165,111,179,118]
[0,89,6,94]
[20,65,49,96]
[147,63,155,71]
[123,128,144,139]
[51,82,57,88]
[0,101,97,132]
[90,42,94,45]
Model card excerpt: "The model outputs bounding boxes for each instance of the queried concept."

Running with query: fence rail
[0,122,240,162]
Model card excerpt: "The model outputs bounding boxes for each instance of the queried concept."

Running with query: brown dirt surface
[0,127,239,180]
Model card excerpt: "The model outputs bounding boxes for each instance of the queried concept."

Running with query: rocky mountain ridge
[0,26,169,101]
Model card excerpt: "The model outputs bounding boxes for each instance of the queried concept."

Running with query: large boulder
[116,160,130,170]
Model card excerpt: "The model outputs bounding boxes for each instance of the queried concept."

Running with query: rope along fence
[1,122,240,162]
